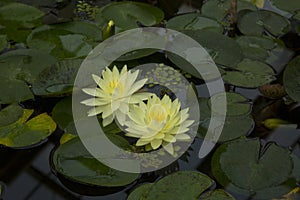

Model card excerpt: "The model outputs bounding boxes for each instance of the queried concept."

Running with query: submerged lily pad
[127,171,235,200]
[212,138,294,199]
[201,0,256,23]
[166,13,223,33]
[32,59,82,97]
[283,55,300,102]
[27,25,93,59]
[271,0,300,14]
[95,1,164,30]
[52,137,139,187]
[238,10,290,37]
[0,3,44,42]
[222,59,276,88]
[0,104,56,148]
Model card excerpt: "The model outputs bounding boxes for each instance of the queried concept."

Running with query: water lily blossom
[124,94,194,155]
[81,65,151,126]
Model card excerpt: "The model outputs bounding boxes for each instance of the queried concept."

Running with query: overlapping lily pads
[32,59,82,96]
[0,104,56,148]
[95,1,164,30]
[0,49,57,103]
[283,55,300,102]
[201,0,256,23]
[0,3,44,42]
[0,35,7,52]
[212,138,296,199]
[222,59,276,88]
[237,10,291,37]
[52,136,139,187]
[166,13,223,33]
[127,171,235,200]
[27,25,93,59]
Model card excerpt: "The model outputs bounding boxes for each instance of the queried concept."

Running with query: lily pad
[236,36,276,61]
[32,59,82,97]
[52,136,139,187]
[222,59,276,88]
[283,55,300,102]
[199,115,254,142]
[0,49,57,84]
[95,1,164,30]
[0,3,44,42]
[51,21,102,42]
[127,171,236,200]
[0,103,23,127]
[271,0,300,14]
[201,0,256,23]
[27,25,93,59]
[0,104,56,148]
[212,138,294,199]
[199,189,235,200]
[209,92,252,116]
[0,35,7,52]
[167,30,243,79]
[166,13,223,33]
[237,10,291,37]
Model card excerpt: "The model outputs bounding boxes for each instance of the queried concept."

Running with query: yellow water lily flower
[124,94,194,155]
[81,65,151,126]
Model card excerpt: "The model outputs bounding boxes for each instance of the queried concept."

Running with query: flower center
[109,79,119,89]
[149,104,167,122]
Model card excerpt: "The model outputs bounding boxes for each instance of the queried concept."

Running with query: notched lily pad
[52,136,139,187]
[222,59,276,88]
[166,13,223,33]
[212,138,295,199]
[32,59,82,97]
[0,104,56,148]
[283,55,300,102]
[237,10,291,37]
[95,1,164,30]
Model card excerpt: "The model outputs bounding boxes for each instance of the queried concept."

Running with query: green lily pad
[127,183,153,200]
[212,138,294,199]
[0,78,33,104]
[209,92,251,116]
[0,3,44,42]
[271,0,300,14]
[166,13,223,33]
[199,189,235,200]
[127,171,237,200]
[0,49,57,84]
[95,1,164,30]
[222,59,276,88]
[294,12,300,21]
[32,59,82,97]
[0,105,56,148]
[27,25,93,59]
[0,35,7,52]
[0,49,57,103]
[236,36,276,61]
[52,97,73,131]
[51,21,102,42]
[0,104,23,127]
[201,0,256,23]
[237,10,291,37]
[52,136,139,187]
[283,55,300,102]
[198,115,254,142]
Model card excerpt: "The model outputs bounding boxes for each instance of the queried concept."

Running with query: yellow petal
[176,134,190,140]
[151,139,162,150]
[163,143,174,155]
[163,135,176,143]
[103,114,114,127]
[102,104,113,118]
[80,98,108,106]
[136,138,150,146]
[128,78,148,94]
